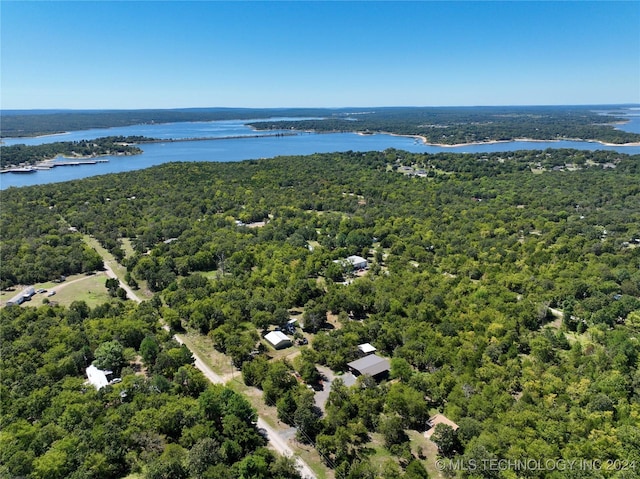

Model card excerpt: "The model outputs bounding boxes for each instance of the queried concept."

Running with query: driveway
[314,365,356,412]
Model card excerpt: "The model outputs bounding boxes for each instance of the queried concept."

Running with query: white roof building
[6,286,36,306]
[86,364,113,390]
[264,331,292,350]
[333,255,368,271]
[347,255,368,269]
[358,343,377,355]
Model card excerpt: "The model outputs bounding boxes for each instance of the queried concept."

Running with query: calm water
[2,116,640,190]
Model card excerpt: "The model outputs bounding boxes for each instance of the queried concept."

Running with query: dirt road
[97,246,317,479]
[174,335,317,479]
[102,260,142,303]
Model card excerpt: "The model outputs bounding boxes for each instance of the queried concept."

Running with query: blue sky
[1,1,638,109]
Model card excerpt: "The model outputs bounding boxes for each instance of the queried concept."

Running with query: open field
[120,237,136,258]
[1,272,111,308]
[42,273,112,308]
[201,269,221,280]
[407,430,443,478]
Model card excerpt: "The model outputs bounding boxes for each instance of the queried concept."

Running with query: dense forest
[2,148,640,478]
[248,106,640,145]
[0,302,302,479]
[0,136,149,169]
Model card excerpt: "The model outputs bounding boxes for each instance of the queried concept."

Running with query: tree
[269,454,302,479]
[140,336,160,366]
[294,391,322,443]
[146,444,188,479]
[431,424,460,457]
[302,300,327,333]
[186,437,220,478]
[379,415,409,450]
[325,262,344,283]
[93,340,126,373]
[390,357,413,382]
[173,365,208,397]
[262,361,297,406]
[404,460,430,479]
[105,277,120,297]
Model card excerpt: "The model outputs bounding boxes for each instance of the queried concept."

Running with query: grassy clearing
[406,430,443,478]
[84,235,128,278]
[0,272,109,307]
[83,234,153,301]
[181,330,237,377]
[201,269,221,280]
[45,274,112,308]
[367,432,397,471]
[120,237,136,258]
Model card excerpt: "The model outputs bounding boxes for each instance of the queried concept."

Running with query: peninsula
[0,136,148,170]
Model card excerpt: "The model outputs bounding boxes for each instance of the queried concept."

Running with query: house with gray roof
[347,354,390,380]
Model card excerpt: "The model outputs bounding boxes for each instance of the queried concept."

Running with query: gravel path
[173,335,317,479]
[96,244,317,479]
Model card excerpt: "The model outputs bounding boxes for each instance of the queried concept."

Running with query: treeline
[249,106,640,145]
[0,136,149,168]
[0,107,334,138]
[4,106,638,145]
[0,301,303,479]
[2,149,640,477]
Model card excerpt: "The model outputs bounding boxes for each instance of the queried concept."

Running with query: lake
[2,115,640,190]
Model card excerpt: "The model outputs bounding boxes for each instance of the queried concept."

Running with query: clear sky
[1,1,639,109]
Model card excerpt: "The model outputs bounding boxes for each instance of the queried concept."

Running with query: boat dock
[1,158,110,174]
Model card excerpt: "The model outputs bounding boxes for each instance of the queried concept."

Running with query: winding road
[172,335,317,479]
[98,247,317,479]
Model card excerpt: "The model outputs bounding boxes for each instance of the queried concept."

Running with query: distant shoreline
[359,131,640,148]
[5,125,640,150]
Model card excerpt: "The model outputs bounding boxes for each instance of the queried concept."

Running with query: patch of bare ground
[131,355,147,376]
[325,312,342,330]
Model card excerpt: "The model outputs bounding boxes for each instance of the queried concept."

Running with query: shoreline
[358,131,640,148]
[1,133,297,171]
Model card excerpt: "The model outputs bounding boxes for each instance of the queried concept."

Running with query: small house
[334,255,368,271]
[347,255,368,270]
[265,331,292,350]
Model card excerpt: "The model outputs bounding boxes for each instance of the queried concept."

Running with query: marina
[1,158,109,174]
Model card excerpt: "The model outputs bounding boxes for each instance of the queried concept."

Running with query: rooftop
[347,354,390,377]
[86,364,113,390]
[264,330,292,348]
[358,343,377,354]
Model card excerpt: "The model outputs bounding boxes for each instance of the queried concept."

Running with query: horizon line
[2,103,640,113]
